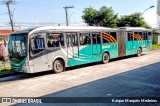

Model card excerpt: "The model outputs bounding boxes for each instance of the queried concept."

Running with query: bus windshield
[8,33,28,63]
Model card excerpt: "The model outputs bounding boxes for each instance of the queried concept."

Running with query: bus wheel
[53,59,64,73]
[137,48,142,57]
[102,53,110,64]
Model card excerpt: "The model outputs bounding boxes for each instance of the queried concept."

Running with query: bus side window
[127,32,133,41]
[148,32,152,40]
[72,33,78,46]
[59,34,65,46]
[30,34,46,55]
[66,33,78,46]
[66,33,73,46]
[143,32,148,40]
[92,33,97,44]
[110,32,117,42]
[139,32,143,40]
[47,33,62,48]
[80,33,91,45]
[97,33,101,44]
[102,32,109,43]
[134,32,139,41]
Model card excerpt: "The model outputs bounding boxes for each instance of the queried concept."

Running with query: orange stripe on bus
[134,35,140,41]
[103,33,117,43]
[134,34,141,40]
[102,34,114,43]
[102,33,117,43]
[103,37,112,43]
[136,34,143,40]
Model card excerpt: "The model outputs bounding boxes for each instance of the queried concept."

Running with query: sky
[0,0,158,28]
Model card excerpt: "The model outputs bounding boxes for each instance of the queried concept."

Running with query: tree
[82,6,118,28]
[117,13,151,29]
[82,7,98,26]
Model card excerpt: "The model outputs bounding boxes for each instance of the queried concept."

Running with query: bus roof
[12,28,36,35]
[118,27,152,32]
[29,26,117,34]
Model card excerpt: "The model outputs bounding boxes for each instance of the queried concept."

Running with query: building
[0,30,13,45]
[153,31,160,44]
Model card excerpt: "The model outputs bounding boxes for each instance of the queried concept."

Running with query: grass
[0,67,12,75]
[152,44,160,50]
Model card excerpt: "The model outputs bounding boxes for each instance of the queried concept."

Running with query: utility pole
[3,0,14,32]
[63,6,74,26]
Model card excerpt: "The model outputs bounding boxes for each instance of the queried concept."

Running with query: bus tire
[137,48,142,57]
[102,53,110,64]
[53,59,64,73]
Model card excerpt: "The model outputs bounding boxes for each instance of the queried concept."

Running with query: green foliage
[82,6,152,29]
[117,13,152,29]
[0,67,11,75]
[82,7,98,26]
[0,67,11,71]
[82,6,118,27]
[152,44,160,50]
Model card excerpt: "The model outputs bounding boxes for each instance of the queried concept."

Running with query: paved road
[0,50,160,105]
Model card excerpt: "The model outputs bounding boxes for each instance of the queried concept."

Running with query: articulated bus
[8,26,152,73]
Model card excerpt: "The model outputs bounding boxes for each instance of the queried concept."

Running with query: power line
[0,12,8,15]
[14,4,60,10]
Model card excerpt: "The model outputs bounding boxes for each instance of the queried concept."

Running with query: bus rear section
[118,27,152,57]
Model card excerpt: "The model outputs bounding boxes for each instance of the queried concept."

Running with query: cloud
[143,9,157,28]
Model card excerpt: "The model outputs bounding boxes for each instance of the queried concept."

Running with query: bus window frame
[102,31,117,44]
[46,33,65,49]
[29,33,47,57]
[142,32,148,40]
[126,31,134,41]
[91,32,102,45]
[66,32,78,47]
[79,33,91,46]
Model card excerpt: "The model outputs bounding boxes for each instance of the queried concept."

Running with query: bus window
[102,32,109,43]
[30,34,46,54]
[47,33,64,48]
[80,33,91,45]
[92,33,101,44]
[127,32,133,41]
[66,33,78,46]
[134,32,139,41]
[143,32,148,40]
[60,34,65,46]
[97,33,101,44]
[148,32,152,40]
[139,32,143,40]
[72,33,78,46]
[110,32,117,41]
[66,33,72,46]
[92,33,97,44]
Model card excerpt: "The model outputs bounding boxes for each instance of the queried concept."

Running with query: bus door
[30,33,48,72]
[92,33,101,55]
[118,30,126,57]
[66,33,79,58]
[143,32,148,48]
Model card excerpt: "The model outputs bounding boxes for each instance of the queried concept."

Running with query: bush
[152,44,160,50]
